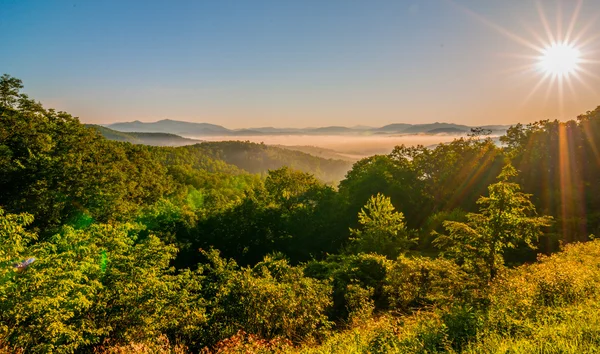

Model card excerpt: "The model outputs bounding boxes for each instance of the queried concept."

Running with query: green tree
[435,164,553,282]
[0,74,23,108]
[348,193,414,258]
[339,154,429,229]
[0,218,206,352]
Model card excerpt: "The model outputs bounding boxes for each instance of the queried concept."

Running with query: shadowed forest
[3,74,600,352]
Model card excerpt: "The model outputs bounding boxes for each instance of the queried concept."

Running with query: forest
[2,73,600,353]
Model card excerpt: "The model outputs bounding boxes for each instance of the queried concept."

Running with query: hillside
[190,141,353,182]
[274,145,358,161]
[88,125,203,146]
[91,125,352,182]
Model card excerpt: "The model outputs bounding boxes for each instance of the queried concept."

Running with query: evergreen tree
[349,193,414,258]
[435,164,553,281]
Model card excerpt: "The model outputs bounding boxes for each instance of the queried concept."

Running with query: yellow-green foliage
[0,212,207,353]
[465,240,600,352]
[203,251,333,345]
[289,313,453,354]
[290,241,600,354]
[385,255,472,312]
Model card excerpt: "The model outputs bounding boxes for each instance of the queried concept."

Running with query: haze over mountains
[106,119,510,137]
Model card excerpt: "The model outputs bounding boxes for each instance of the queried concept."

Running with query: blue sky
[1,0,599,128]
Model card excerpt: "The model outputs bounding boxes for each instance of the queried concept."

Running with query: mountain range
[105,119,511,137]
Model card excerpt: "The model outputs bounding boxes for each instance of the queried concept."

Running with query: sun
[539,42,581,77]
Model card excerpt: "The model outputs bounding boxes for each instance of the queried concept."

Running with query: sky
[1,0,599,128]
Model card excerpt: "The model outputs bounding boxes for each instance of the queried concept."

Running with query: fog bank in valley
[194,134,470,159]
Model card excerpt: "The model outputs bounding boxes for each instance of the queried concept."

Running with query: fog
[193,134,468,159]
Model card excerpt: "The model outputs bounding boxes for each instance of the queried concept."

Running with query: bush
[441,305,482,351]
[385,255,472,312]
[345,284,375,326]
[304,253,392,321]
[0,218,206,353]
[202,251,332,345]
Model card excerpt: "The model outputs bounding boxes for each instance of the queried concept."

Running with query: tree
[435,164,553,282]
[348,193,414,258]
[264,167,321,210]
[0,74,23,109]
[0,219,206,352]
[339,154,430,229]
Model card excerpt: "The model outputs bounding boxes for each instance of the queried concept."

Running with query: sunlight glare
[539,42,581,77]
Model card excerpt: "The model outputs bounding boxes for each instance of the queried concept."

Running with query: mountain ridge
[105,119,511,137]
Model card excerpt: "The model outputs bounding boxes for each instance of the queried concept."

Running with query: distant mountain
[107,119,231,136]
[310,126,357,134]
[105,119,511,137]
[427,127,469,134]
[401,123,471,134]
[247,127,303,134]
[375,123,412,132]
[88,125,202,146]
[351,125,376,130]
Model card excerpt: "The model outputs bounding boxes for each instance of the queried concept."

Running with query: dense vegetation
[93,125,353,183]
[87,125,203,147]
[2,73,600,352]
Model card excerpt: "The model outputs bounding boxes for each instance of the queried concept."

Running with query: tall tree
[435,164,552,282]
[348,193,414,258]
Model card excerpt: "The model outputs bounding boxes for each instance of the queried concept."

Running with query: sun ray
[536,0,556,45]
[575,32,600,49]
[499,63,540,76]
[571,13,600,45]
[579,58,600,65]
[498,53,541,60]
[577,67,600,81]
[565,72,578,100]
[556,0,563,43]
[557,74,565,116]
[543,74,558,105]
[572,72,599,97]
[522,71,552,105]
[521,20,551,50]
[446,0,545,53]
[564,0,583,43]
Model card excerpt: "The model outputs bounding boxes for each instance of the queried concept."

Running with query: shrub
[486,240,600,335]
[202,251,332,345]
[0,219,206,353]
[385,255,472,312]
[345,284,375,326]
[304,253,392,321]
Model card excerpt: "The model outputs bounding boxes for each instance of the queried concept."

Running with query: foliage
[196,140,352,183]
[385,255,472,312]
[304,253,393,321]
[0,212,206,353]
[3,74,600,352]
[201,250,333,346]
[348,193,414,258]
[435,164,553,281]
[201,331,292,354]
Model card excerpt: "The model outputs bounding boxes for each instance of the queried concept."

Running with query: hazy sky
[1,0,599,128]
